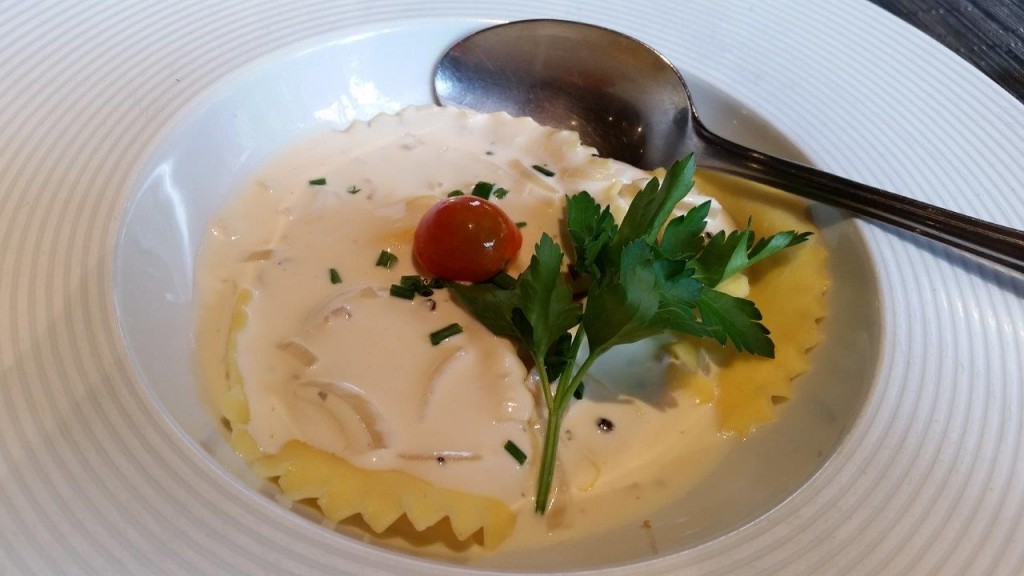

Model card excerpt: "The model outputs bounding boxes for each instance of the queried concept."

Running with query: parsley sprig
[448,155,809,514]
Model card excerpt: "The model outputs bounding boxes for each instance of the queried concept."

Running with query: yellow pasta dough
[679,172,830,434]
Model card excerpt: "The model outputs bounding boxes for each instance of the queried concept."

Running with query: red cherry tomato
[413,196,522,282]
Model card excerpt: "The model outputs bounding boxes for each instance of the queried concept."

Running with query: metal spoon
[434,19,1024,273]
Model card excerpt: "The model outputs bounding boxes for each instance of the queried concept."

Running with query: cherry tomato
[413,196,522,282]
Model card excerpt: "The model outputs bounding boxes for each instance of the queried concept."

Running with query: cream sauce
[196,106,740,548]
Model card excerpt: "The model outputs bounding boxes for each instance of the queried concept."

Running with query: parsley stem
[532,351,555,415]
[556,330,586,396]
[535,336,599,514]
[557,352,600,410]
[534,407,564,513]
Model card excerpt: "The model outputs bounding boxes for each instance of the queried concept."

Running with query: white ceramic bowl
[115,19,878,572]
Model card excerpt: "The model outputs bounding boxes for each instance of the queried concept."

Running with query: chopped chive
[471,181,494,200]
[493,187,509,199]
[427,278,449,289]
[515,221,527,228]
[490,271,516,290]
[447,189,464,197]
[531,165,555,177]
[573,383,585,400]
[399,275,422,288]
[504,440,527,465]
[429,323,463,345]
[329,268,342,285]
[389,284,416,300]
[346,185,361,194]
[308,177,327,186]
[375,250,398,268]
[398,274,435,296]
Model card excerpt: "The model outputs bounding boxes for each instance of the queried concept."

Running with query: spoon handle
[696,127,1024,274]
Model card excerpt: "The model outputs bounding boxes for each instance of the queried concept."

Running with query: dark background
[870,0,1024,102]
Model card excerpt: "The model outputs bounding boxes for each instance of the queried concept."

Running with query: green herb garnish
[516,221,527,228]
[573,383,584,400]
[308,178,327,186]
[493,187,509,199]
[398,275,436,296]
[532,164,555,177]
[329,268,342,285]
[490,271,516,290]
[447,190,464,197]
[448,155,808,513]
[504,440,527,465]
[375,250,398,269]
[347,185,361,194]
[389,284,416,300]
[429,323,463,345]
[471,181,495,200]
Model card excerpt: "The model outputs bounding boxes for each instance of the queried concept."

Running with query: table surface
[870,0,1024,102]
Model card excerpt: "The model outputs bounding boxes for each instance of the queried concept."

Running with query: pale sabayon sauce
[195,106,738,553]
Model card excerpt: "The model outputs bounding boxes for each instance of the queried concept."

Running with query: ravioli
[195,106,829,553]
[218,289,515,548]
[674,172,830,434]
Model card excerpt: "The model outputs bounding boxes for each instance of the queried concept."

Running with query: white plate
[2,1,1023,575]
[112,21,879,572]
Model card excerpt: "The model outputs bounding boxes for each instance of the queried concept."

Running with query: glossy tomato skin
[413,196,522,282]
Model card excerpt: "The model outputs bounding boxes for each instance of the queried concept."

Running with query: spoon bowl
[434,19,693,169]
[435,19,1024,273]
